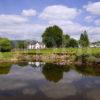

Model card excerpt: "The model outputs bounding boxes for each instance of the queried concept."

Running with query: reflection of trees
[0,63,12,74]
[42,63,70,83]
[75,65,100,76]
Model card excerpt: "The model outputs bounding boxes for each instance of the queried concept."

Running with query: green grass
[0,52,14,60]
[20,48,100,56]
[0,48,100,61]
[19,48,78,54]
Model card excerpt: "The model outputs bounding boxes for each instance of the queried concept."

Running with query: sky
[0,0,100,42]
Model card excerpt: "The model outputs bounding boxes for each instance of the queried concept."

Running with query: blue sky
[0,0,100,42]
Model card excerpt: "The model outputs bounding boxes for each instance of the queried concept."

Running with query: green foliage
[0,63,12,74]
[12,40,27,49]
[17,41,27,49]
[79,30,90,47]
[75,54,90,63]
[62,34,70,47]
[75,65,100,76]
[42,25,79,48]
[62,34,78,48]
[86,56,96,63]
[42,25,63,48]
[0,37,12,52]
[68,38,78,48]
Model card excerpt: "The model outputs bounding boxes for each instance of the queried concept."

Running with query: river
[0,62,100,100]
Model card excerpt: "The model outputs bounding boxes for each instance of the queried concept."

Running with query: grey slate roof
[27,40,45,45]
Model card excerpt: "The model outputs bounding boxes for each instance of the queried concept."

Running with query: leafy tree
[62,34,70,47]
[79,31,89,47]
[0,37,12,52]
[42,25,63,48]
[11,40,27,49]
[68,38,78,48]
[17,40,27,49]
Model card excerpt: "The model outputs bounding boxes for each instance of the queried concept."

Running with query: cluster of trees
[0,37,12,52]
[0,25,90,52]
[0,38,28,52]
[79,30,89,47]
[42,25,63,48]
[12,40,27,49]
[42,25,90,48]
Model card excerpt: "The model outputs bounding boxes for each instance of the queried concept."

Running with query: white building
[90,42,100,48]
[27,41,45,49]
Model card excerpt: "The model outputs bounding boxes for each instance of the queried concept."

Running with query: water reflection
[42,63,70,82]
[40,82,76,99]
[28,62,45,67]
[0,63,12,74]
[0,62,99,100]
[75,64,100,76]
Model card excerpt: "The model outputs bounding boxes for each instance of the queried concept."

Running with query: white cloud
[0,13,45,40]
[94,19,100,26]
[39,5,80,20]
[87,26,100,42]
[84,16,94,23]
[0,7,99,42]
[48,19,100,41]
[0,23,46,40]
[49,20,87,34]
[0,14,28,24]
[0,14,46,40]
[88,26,100,34]
[22,9,37,16]
[84,2,100,15]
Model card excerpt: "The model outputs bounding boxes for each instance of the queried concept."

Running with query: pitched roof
[27,40,45,45]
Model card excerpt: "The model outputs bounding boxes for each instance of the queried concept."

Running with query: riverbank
[0,48,100,65]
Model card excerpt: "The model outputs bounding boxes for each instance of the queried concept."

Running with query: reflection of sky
[0,64,99,100]
[87,89,100,100]
[40,82,77,99]
[0,64,45,96]
[62,70,82,83]
[39,70,83,99]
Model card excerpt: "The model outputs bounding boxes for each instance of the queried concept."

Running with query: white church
[27,40,45,49]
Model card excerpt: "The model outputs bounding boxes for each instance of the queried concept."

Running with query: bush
[0,38,12,52]
[75,54,90,63]
[86,56,96,63]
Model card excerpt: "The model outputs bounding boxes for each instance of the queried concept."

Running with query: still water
[0,62,100,100]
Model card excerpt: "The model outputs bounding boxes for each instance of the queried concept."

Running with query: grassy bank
[20,48,100,55]
[0,48,100,64]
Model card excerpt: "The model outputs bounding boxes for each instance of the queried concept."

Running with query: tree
[17,40,27,49]
[79,31,89,47]
[42,25,63,48]
[62,34,70,47]
[11,40,27,49]
[0,37,12,52]
[68,38,78,48]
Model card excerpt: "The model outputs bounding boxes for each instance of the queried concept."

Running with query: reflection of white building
[28,62,45,67]
[27,41,45,49]
[28,62,45,72]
